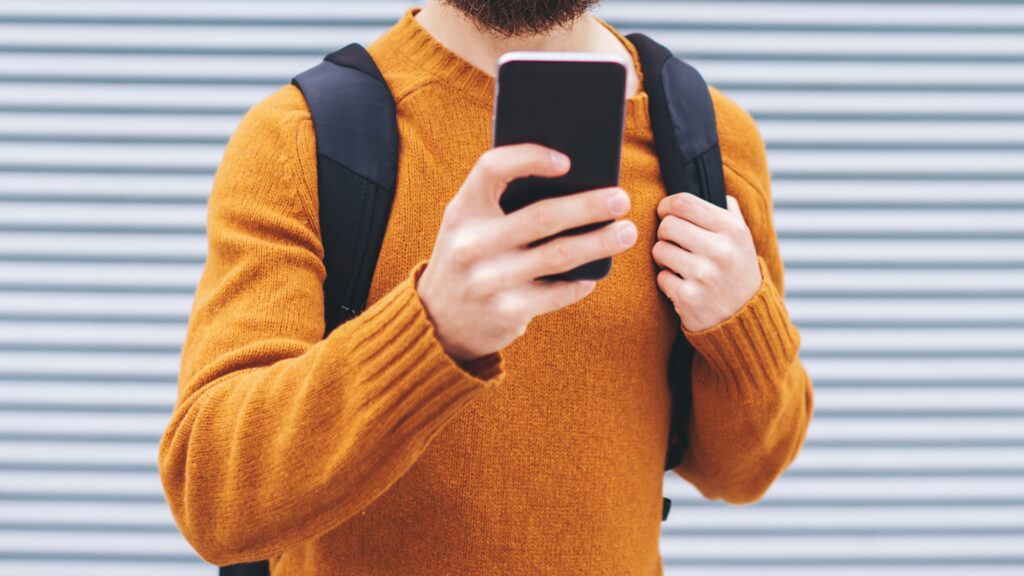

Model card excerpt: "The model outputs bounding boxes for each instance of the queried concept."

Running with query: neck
[414,1,638,96]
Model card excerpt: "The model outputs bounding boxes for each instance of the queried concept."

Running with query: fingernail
[550,150,570,170]
[607,190,630,216]
[617,222,638,247]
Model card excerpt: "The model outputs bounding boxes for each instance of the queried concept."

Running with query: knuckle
[495,292,525,323]
[532,205,560,234]
[542,243,573,270]
[651,241,663,259]
[588,191,611,220]
[703,239,724,262]
[519,142,543,156]
[451,244,475,268]
[523,219,550,243]
[725,217,747,236]
[599,227,620,254]
[449,232,480,268]
[476,152,501,180]
[652,241,669,262]
[692,260,713,282]
[712,241,736,263]
[673,194,694,212]
[657,216,678,240]
[670,286,684,306]
[466,266,499,299]
[676,281,697,305]
[465,280,490,301]
[441,201,462,226]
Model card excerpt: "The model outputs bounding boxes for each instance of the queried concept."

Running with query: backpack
[219,33,726,576]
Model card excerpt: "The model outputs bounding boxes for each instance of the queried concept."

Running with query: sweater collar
[377,7,651,133]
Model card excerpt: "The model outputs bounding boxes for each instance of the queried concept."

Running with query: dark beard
[441,0,602,37]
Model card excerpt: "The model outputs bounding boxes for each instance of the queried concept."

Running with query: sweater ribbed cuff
[333,260,505,435]
[682,256,801,400]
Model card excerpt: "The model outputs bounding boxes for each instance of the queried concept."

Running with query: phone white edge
[497,51,628,68]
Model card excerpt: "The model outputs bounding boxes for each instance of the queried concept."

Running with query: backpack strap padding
[626,33,728,472]
[626,33,727,209]
[292,43,400,334]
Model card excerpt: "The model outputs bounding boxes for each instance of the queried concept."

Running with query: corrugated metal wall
[1,0,1021,574]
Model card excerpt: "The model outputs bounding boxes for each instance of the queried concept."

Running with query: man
[159,1,814,573]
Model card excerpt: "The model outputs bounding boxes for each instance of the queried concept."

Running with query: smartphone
[493,51,628,281]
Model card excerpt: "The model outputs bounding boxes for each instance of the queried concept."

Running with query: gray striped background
[1,0,1022,574]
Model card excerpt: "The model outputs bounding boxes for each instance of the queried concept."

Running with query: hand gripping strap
[626,33,728,472]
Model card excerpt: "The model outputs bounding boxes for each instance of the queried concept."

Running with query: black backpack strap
[219,563,269,576]
[293,43,400,335]
[217,44,398,576]
[626,33,728,476]
[627,33,727,211]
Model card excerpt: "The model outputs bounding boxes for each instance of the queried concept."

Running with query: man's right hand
[417,143,638,362]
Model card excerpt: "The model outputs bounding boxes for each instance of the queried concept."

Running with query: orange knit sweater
[159,8,813,574]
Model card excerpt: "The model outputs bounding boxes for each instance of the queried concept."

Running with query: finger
[511,219,638,281]
[657,214,717,254]
[496,186,630,249]
[652,240,698,279]
[656,269,689,307]
[461,144,570,211]
[657,192,731,232]
[523,279,598,317]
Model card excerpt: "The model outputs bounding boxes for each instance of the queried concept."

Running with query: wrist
[414,261,482,363]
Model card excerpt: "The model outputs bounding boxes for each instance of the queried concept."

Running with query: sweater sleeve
[157,87,504,565]
[671,88,814,504]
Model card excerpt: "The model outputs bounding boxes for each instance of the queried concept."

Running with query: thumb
[462,144,570,215]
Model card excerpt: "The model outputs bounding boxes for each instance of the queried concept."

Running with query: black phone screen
[493,55,627,281]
